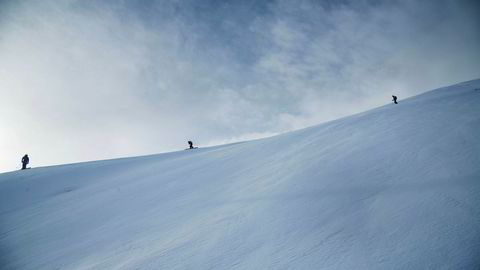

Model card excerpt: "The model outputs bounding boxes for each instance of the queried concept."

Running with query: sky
[1,0,479,172]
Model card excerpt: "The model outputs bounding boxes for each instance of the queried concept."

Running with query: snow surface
[1,80,480,270]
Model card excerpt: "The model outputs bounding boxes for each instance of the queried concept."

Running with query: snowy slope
[1,80,480,270]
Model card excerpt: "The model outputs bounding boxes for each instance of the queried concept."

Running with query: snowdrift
[1,80,480,269]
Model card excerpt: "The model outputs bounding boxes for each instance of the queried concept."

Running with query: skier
[21,154,29,170]
[392,95,398,104]
[188,141,194,149]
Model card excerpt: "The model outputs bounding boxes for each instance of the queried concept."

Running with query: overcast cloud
[1,0,479,172]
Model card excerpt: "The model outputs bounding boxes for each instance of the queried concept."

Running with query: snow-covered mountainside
[1,80,480,270]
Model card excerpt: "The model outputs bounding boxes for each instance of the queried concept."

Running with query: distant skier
[392,95,398,104]
[21,154,29,170]
[188,141,194,149]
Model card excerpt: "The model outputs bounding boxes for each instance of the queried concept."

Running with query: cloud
[249,0,480,126]
[0,0,479,171]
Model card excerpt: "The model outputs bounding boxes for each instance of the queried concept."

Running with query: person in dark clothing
[188,141,194,149]
[21,154,29,170]
[392,95,398,104]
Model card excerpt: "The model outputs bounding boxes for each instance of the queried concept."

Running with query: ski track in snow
[1,79,480,269]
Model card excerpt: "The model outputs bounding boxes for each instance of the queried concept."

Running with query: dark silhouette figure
[392,95,398,104]
[21,154,29,170]
[188,141,194,149]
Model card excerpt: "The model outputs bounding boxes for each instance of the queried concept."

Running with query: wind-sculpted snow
[1,80,480,269]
